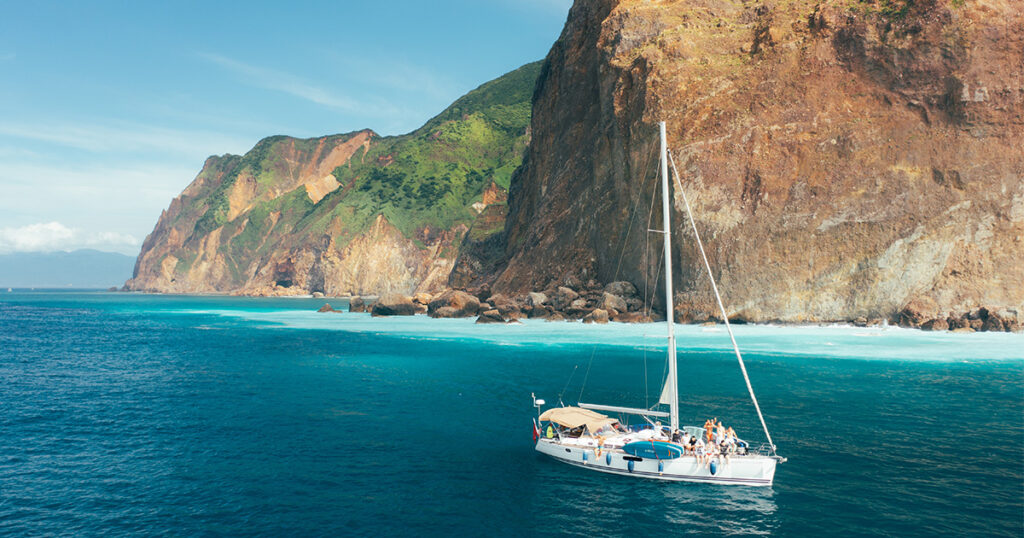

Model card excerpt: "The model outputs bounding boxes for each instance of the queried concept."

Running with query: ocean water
[1,291,1021,536]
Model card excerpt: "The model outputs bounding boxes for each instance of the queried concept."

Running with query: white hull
[531,122,784,487]
[535,439,776,487]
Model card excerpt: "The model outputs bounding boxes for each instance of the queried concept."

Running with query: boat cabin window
[562,426,584,438]
[683,426,706,441]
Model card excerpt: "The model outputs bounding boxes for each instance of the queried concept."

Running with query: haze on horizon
[0,0,570,256]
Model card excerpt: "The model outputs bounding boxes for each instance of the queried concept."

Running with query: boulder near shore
[370,294,418,317]
[330,280,1020,333]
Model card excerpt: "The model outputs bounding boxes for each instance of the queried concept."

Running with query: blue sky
[0,0,571,255]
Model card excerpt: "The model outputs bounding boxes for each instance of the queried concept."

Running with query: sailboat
[532,122,785,486]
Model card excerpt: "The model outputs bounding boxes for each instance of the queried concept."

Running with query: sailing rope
[644,181,668,411]
[667,150,778,455]
[613,142,659,281]
[643,159,664,320]
[578,346,597,403]
[579,143,660,406]
[558,364,579,405]
[639,143,662,408]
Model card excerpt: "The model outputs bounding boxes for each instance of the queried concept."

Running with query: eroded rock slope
[487,0,1023,323]
[126,62,540,296]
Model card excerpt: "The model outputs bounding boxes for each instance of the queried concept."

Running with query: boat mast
[667,150,779,456]
[659,121,679,432]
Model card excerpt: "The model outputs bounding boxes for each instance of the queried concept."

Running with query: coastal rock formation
[349,296,375,313]
[371,294,418,316]
[475,309,506,324]
[583,308,610,324]
[428,289,481,318]
[128,1,1022,328]
[125,62,541,296]
[481,0,1023,323]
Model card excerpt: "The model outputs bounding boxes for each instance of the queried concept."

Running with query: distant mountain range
[0,250,136,288]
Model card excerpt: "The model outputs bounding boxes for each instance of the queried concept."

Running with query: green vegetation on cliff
[129,61,541,292]
[327,61,538,238]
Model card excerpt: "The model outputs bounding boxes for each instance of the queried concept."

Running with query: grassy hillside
[132,61,541,291]
[326,61,538,240]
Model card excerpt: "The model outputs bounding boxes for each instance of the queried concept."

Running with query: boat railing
[746,443,773,456]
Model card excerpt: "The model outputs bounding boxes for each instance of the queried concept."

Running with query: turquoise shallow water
[1,291,1022,536]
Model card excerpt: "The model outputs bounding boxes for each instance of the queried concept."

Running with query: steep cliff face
[126,62,540,295]
[490,0,1023,322]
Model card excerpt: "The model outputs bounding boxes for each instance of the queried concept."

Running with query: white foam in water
[181,308,1024,362]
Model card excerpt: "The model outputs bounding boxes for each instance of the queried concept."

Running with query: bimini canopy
[539,406,617,433]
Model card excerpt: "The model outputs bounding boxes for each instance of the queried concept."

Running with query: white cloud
[0,120,253,157]
[199,52,387,114]
[500,0,572,14]
[198,52,413,122]
[0,222,74,252]
[0,160,195,200]
[325,54,459,102]
[0,161,193,253]
[0,222,137,254]
[85,231,139,248]
[0,52,14,62]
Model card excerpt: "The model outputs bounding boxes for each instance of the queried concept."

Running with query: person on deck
[721,432,735,463]
[705,440,719,468]
[680,431,691,453]
[546,424,555,439]
[704,419,715,443]
[727,426,748,454]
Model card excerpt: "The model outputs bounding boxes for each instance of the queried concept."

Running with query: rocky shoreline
[331,279,1022,334]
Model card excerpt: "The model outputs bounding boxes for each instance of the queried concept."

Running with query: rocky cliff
[484,0,1023,323]
[126,62,540,296]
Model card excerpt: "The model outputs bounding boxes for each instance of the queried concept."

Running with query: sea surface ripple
[1,291,1021,536]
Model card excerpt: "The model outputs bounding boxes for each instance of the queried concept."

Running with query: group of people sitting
[646,418,748,465]
[544,416,749,467]
[697,418,748,463]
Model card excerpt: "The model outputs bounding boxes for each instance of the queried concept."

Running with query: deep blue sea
[1,291,1021,536]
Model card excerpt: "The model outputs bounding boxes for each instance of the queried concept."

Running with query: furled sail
[658,375,673,406]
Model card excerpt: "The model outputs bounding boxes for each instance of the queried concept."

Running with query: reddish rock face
[126,62,541,298]
[489,0,1024,322]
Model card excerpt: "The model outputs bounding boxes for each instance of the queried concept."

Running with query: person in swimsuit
[704,440,719,468]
